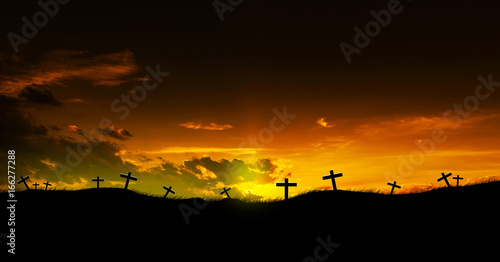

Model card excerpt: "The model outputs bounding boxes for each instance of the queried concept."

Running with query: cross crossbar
[120,172,137,190]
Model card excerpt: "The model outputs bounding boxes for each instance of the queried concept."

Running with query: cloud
[0,49,138,97]
[148,146,261,155]
[64,98,85,103]
[316,117,335,128]
[0,93,49,142]
[179,121,233,131]
[98,126,133,140]
[150,157,288,193]
[348,113,500,142]
[68,124,133,140]
[68,125,81,133]
[18,84,62,106]
[0,94,140,190]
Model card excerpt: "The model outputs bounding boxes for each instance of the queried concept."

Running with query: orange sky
[1,0,499,199]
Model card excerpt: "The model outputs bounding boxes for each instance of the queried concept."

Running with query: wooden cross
[43,181,52,190]
[276,178,297,200]
[387,181,401,195]
[453,175,463,187]
[437,172,452,187]
[32,182,40,190]
[92,176,104,188]
[322,170,343,191]
[120,172,137,190]
[163,185,175,198]
[220,187,231,199]
[17,175,31,190]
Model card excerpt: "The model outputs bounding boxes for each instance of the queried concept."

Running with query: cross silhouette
[17,175,30,190]
[437,172,452,187]
[163,185,175,198]
[32,182,40,190]
[92,176,104,188]
[43,181,52,190]
[276,178,297,200]
[120,172,137,190]
[322,170,343,191]
[220,187,231,199]
[453,175,463,187]
[387,181,401,195]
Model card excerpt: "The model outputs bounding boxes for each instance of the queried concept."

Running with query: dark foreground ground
[2,181,499,261]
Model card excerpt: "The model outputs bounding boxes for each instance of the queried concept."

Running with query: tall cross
[17,175,30,190]
[220,187,231,199]
[163,185,175,198]
[387,181,401,195]
[120,172,137,190]
[43,181,52,190]
[92,176,104,188]
[276,178,297,200]
[437,172,452,188]
[32,182,40,190]
[322,170,343,191]
[453,175,463,187]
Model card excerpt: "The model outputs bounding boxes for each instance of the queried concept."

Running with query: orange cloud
[354,112,500,138]
[68,125,80,132]
[316,117,335,128]
[0,49,138,96]
[179,122,233,131]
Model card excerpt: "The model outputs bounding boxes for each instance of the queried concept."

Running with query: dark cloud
[0,90,139,188]
[98,126,133,140]
[0,94,48,144]
[68,124,133,141]
[137,154,153,163]
[18,84,62,106]
[177,157,280,186]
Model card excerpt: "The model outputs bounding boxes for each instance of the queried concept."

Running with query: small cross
[163,185,175,198]
[220,187,231,199]
[387,181,401,195]
[437,172,452,188]
[453,175,463,187]
[17,175,31,190]
[322,170,343,191]
[32,182,40,190]
[276,178,297,200]
[120,172,137,190]
[43,181,52,190]
[92,176,104,188]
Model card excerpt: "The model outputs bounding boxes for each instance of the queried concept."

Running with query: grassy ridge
[3,180,499,260]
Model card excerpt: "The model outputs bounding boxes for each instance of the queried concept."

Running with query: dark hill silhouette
[2,181,499,261]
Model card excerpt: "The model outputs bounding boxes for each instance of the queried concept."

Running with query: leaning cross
[120,172,137,190]
[453,175,463,187]
[437,172,452,187]
[17,175,31,190]
[220,187,231,199]
[322,170,343,191]
[276,178,297,200]
[32,182,39,190]
[387,181,401,195]
[92,176,104,188]
[43,181,52,190]
[163,185,175,198]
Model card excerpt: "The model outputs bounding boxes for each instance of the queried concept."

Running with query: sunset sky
[1,0,499,199]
